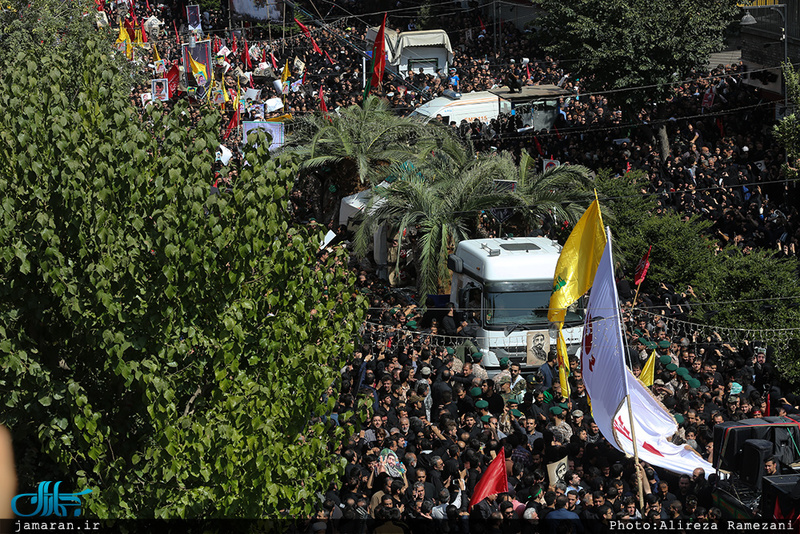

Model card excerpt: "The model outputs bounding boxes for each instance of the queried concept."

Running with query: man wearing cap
[471,352,489,381]
[547,406,573,445]
[494,357,512,389]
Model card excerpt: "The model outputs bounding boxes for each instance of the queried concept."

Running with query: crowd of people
[103,1,800,530]
[114,0,800,258]
[295,255,800,532]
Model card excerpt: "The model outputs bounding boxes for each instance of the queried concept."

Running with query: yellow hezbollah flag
[281,59,290,84]
[556,328,570,397]
[640,349,657,387]
[547,199,606,324]
[153,45,161,61]
[115,25,133,60]
[187,52,208,86]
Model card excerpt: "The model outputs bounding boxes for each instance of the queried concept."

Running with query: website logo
[11,481,92,517]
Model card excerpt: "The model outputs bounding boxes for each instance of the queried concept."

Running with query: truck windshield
[485,290,585,326]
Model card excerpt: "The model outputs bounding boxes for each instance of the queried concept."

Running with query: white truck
[447,237,584,372]
[409,91,511,125]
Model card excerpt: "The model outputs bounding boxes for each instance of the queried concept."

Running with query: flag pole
[626,394,645,509]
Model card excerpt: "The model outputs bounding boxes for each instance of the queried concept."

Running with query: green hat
[558,403,569,411]
[634,328,644,337]
[499,357,510,368]
[472,352,483,362]
[687,378,701,389]
[549,406,563,416]
[470,387,482,397]
[666,363,677,372]
[659,355,672,365]
[406,320,418,330]
[481,415,491,423]
[658,340,670,349]
[511,409,523,417]
[646,341,658,351]
[446,347,455,354]
[476,400,489,409]
[674,414,685,425]
[543,391,553,403]
[676,367,690,377]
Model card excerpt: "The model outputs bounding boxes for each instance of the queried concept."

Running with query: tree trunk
[657,124,670,163]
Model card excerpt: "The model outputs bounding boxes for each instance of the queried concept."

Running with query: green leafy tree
[353,142,596,299]
[596,172,800,383]
[0,28,365,518]
[536,0,738,158]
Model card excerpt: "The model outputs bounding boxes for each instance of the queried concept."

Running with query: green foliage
[288,95,426,186]
[775,63,800,179]
[596,171,716,292]
[0,30,366,518]
[535,0,739,110]
[354,141,596,299]
[596,172,800,383]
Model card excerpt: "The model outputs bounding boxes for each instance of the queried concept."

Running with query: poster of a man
[526,330,550,366]
[151,78,168,101]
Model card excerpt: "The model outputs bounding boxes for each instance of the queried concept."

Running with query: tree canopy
[535,0,739,110]
[0,25,365,518]
[597,172,800,383]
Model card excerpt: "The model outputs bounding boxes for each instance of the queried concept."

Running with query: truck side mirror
[447,254,462,273]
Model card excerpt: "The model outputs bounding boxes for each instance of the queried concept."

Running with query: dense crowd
[114,0,800,257]
[103,1,800,530]
[292,259,800,532]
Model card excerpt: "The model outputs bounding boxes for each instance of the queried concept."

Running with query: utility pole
[493,0,497,58]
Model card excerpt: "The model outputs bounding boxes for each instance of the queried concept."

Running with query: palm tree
[510,150,598,232]
[288,95,424,184]
[285,95,440,225]
[353,142,599,300]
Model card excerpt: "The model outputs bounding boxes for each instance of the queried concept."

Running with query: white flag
[581,229,628,443]
[582,228,714,477]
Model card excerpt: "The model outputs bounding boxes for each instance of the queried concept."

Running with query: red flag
[324,49,336,64]
[370,13,388,89]
[262,49,266,64]
[320,87,329,114]
[173,20,180,46]
[223,110,239,140]
[242,39,252,70]
[526,63,530,80]
[634,245,652,286]
[553,125,561,140]
[533,137,544,156]
[478,16,486,32]
[767,392,772,416]
[124,17,136,39]
[231,36,238,55]
[145,0,150,13]
[468,448,508,511]
[270,52,278,70]
[294,18,323,54]
[140,21,148,43]
[213,36,220,54]
[166,65,181,98]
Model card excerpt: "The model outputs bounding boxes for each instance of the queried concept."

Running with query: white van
[409,91,511,125]
[447,237,585,373]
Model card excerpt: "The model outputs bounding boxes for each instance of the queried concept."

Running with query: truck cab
[447,237,584,373]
